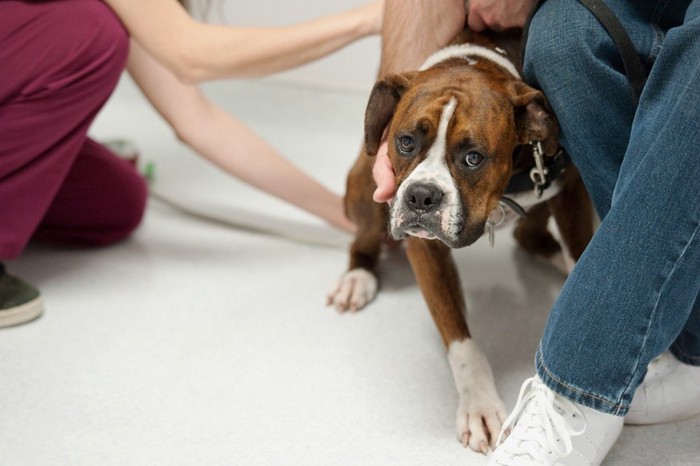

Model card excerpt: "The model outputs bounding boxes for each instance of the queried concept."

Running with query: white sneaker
[626,351,700,425]
[488,377,623,466]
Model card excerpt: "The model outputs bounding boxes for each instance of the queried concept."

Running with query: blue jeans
[524,0,700,415]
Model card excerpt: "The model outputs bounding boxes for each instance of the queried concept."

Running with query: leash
[522,0,647,103]
[575,0,646,101]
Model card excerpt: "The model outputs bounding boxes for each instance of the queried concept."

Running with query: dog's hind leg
[513,202,561,255]
[327,151,386,312]
[405,237,506,453]
[547,167,595,272]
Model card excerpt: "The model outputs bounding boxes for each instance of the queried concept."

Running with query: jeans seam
[621,219,700,401]
[536,350,624,412]
[647,24,665,65]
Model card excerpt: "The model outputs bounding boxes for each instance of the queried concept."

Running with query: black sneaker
[0,263,43,328]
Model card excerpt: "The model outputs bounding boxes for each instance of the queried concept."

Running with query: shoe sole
[0,296,44,328]
[625,407,700,425]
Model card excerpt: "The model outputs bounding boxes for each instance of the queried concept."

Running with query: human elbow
[169,51,210,84]
[177,59,212,84]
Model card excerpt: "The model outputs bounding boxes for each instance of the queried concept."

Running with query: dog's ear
[507,81,560,156]
[364,72,417,156]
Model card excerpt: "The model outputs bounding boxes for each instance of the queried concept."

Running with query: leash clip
[529,141,549,198]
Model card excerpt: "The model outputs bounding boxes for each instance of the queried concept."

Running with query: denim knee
[523,0,615,89]
[522,0,641,217]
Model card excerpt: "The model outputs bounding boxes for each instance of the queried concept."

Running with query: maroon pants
[0,0,147,260]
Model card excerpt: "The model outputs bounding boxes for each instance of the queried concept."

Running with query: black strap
[522,0,647,102]
[577,0,646,101]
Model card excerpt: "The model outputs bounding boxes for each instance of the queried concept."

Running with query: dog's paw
[326,268,378,312]
[447,339,507,453]
[455,391,507,454]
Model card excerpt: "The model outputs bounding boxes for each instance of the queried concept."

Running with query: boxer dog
[327,29,594,452]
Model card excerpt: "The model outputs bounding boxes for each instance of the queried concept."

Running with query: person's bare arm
[127,41,355,232]
[105,0,382,83]
[466,0,538,32]
[379,0,466,76]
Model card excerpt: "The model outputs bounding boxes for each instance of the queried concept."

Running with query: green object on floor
[144,161,156,183]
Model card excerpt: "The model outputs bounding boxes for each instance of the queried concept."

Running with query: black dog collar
[505,143,571,198]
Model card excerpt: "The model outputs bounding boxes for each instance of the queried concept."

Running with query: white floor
[1,76,698,466]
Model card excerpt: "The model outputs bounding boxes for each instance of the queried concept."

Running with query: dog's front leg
[405,238,506,453]
[327,153,385,312]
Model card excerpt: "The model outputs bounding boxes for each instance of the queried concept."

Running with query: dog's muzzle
[390,182,464,244]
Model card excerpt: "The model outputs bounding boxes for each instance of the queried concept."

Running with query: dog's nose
[405,183,443,212]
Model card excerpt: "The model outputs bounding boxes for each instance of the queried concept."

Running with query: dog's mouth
[388,181,490,248]
[390,214,467,248]
[390,209,489,249]
[402,222,439,241]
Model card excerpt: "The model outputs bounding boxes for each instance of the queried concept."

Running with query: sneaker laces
[494,377,585,463]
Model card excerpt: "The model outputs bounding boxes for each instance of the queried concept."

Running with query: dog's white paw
[326,268,378,312]
[448,339,506,453]
[455,389,507,453]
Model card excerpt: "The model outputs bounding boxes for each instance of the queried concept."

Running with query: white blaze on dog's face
[391,97,461,242]
[383,68,519,248]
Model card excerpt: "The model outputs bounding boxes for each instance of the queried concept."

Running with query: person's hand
[372,140,396,203]
[467,0,537,32]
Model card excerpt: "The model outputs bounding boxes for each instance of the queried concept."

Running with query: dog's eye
[464,151,484,167]
[396,135,416,155]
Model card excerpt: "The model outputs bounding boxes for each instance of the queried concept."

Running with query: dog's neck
[419,43,520,80]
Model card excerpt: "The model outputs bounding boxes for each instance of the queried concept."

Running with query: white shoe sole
[0,296,44,328]
[626,352,700,425]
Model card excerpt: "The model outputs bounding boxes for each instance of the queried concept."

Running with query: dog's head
[364,63,558,248]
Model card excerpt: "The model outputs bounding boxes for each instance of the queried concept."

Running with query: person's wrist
[355,2,382,37]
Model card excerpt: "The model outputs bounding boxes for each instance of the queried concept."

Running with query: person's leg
[531,0,700,415]
[0,0,130,259]
[522,1,656,219]
[621,0,700,425]
[0,0,132,328]
[489,0,699,463]
[32,138,147,247]
[672,290,700,366]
